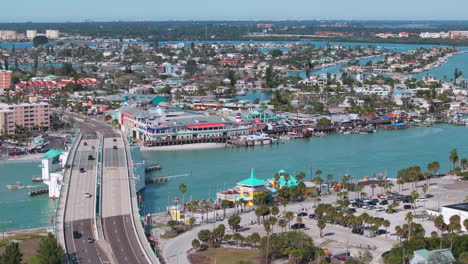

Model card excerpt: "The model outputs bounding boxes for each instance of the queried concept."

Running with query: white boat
[246,133,272,145]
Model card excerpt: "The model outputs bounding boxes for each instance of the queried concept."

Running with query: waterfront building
[233,169,268,206]
[26,30,37,39]
[41,149,68,198]
[118,106,250,142]
[441,203,468,232]
[0,30,17,40]
[45,29,60,39]
[0,70,12,90]
[0,102,50,134]
[0,109,14,134]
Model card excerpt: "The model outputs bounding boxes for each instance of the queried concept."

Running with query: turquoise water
[141,124,468,213]
[414,52,468,81]
[0,161,55,231]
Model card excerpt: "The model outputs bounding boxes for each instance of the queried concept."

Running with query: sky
[2,0,468,22]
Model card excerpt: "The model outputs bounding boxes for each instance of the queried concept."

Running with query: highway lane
[101,136,148,264]
[63,135,110,263]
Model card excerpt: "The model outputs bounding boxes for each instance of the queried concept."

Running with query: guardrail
[93,134,104,241]
[95,135,103,218]
[121,133,160,264]
[56,132,82,258]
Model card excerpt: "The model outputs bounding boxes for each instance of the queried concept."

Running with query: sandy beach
[0,153,43,162]
[139,142,227,152]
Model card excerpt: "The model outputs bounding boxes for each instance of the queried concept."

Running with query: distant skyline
[2,0,468,22]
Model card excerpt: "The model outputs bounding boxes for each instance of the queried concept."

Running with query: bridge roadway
[63,133,110,263]
[101,136,149,264]
[60,113,154,264]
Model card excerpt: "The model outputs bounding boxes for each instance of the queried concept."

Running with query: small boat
[6,182,26,190]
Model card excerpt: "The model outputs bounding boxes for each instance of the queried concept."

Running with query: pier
[28,188,48,196]
[144,136,228,147]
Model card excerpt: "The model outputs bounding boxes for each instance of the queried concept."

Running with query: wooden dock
[28,188,49,196]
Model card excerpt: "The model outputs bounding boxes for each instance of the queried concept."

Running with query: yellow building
[236,168,268,206]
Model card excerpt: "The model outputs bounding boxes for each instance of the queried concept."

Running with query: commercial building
[26,30,37,39]
[0,103,50,135]
[441,202,468,231]
[0,30,17,40]
[0,70,12,90]
[448,31,468,39]
[118,106,250,142]
[0,109,14,135]
[45,29,60,39]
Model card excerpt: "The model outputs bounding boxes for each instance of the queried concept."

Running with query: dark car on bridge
[88,155,94,160]
[80,168,86,173]
[73,231,81,239]
[113,146,117,149]
[83,142,88,146]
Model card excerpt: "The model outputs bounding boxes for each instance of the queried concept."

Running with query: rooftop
[238,168,267,187]
[443,202,468,212]
[41,149,62,159]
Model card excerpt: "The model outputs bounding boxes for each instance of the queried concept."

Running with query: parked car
[375,207,385,212]
[297,212,308,217]
[73,231,81,239]
[371,199,379,204]
[403,205,413,210]
[379,200,388,205]
[347,208,357,213]
[424,194,434,198]
[291,223,305,229]
[308,214,317,219]
[419,216,429,221]
[416,198,427,202]
[8,152,20,156]
[367,205,376,210]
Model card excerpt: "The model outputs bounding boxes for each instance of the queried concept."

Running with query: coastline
[140,142,226,152]
[0,153,42,163]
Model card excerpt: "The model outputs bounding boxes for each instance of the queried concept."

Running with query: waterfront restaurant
[119,106,250,142]
[216,169,268,207]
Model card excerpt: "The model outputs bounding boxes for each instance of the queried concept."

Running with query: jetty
[145,163,161,173]
[28,188,49,196]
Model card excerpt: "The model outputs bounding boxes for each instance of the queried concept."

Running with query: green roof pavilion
[41,149,63,159]
[238,168,267,187]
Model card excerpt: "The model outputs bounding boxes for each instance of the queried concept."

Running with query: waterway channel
[141,124,468,213]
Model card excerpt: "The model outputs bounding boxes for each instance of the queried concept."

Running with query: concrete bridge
[54,114,160,264]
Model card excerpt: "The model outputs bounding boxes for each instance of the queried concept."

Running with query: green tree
[1,242,22,264]
[449,149,459,172]
[317,117,332,127]
[228,215,241,233]
[36,233,64,264]
[192,239,201,251]
[220,199,230,219]
[33,36,49,47]
[197,229,212,245]
[317,219,326,237]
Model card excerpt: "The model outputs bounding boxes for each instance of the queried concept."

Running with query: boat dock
[28,188,49,196]
[145,163,161,173]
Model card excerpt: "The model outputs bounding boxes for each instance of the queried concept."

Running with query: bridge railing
[55,132,82,258]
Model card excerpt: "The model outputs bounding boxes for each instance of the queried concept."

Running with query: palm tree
[405,212,413,241]
[326,174,333,193]
[383,219,390,238]
[411,190,419,215]
[179,184,187,222]
[284,211,294,229]
[220,200,230,219]
[370,184,376,197]
[449,149,459,172]
[314,176,324,193]
[395,225,404,244]
[280,197,289,213]
[317,219,326,237]
[278,219,287,233]
[461,157,468,171]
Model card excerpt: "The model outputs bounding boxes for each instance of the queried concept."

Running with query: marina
[141,124,468,213]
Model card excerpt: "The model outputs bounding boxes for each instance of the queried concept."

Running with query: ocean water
[0,161,55,231]
[141,125,468,213]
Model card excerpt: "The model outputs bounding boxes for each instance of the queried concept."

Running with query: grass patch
[189,248,263,264]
